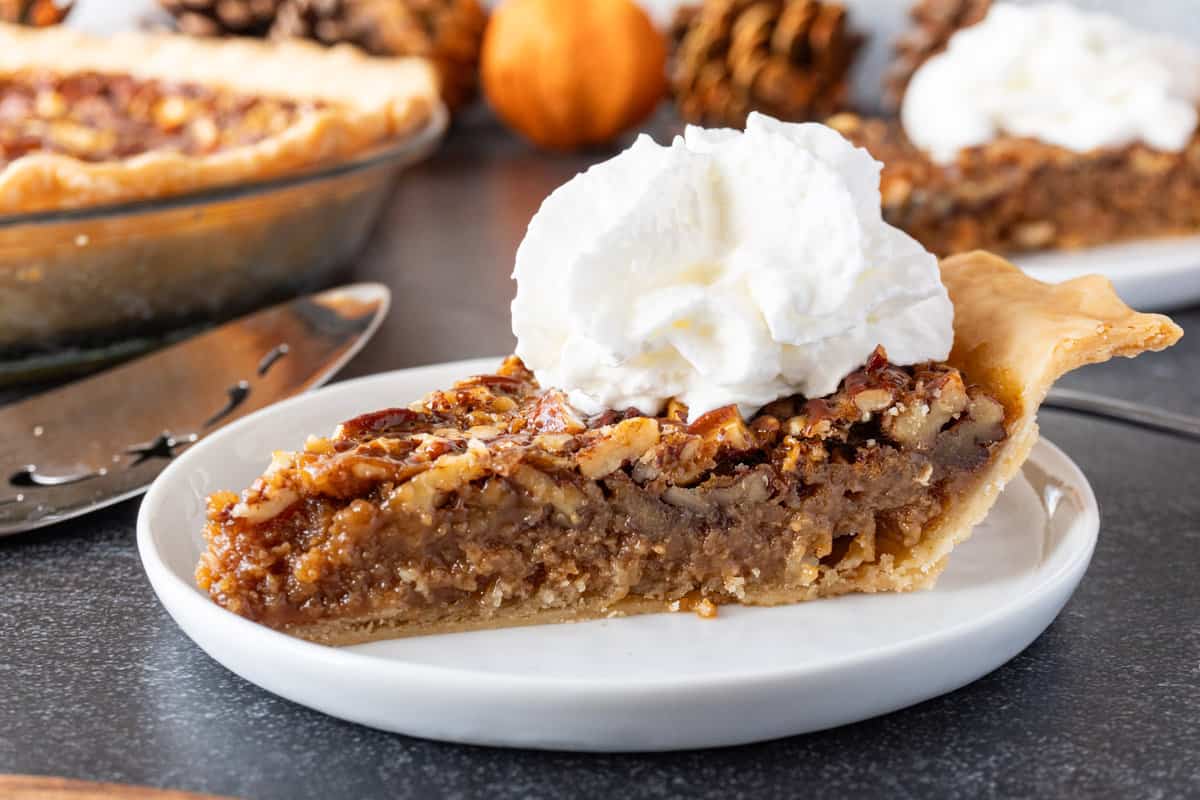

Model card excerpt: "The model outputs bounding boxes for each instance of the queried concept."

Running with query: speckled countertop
[2,122,1198,800]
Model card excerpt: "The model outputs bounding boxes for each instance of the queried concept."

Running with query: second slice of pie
[842,1,1200,256]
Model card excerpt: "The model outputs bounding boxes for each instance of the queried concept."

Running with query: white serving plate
[1014,234,1200,311]
[139,358,1099,752]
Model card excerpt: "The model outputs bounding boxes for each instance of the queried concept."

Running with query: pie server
[0,283,389,537]
[1043,388,1200,441]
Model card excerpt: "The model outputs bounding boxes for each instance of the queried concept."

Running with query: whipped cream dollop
[510,113,953,421]
[902,3,1200,164]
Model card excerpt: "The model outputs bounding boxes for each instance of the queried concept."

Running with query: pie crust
[197,253,1181,643]
[0,23,441,213]
[910,251,1181,579]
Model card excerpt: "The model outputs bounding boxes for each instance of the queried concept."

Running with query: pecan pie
[196,253,1181,644]
[0,23,439,213]
[828,113,1200,257]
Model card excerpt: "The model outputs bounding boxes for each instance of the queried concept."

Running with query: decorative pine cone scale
[670,0,864,130]
[884,0,991,109]
[158,0,285,37]
[269,0,486,112]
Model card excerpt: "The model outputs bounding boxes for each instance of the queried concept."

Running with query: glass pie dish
[0,109,446,384]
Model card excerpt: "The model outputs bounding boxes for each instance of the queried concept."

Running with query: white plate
[138,358,1099,752]
[1013,234,1200,311]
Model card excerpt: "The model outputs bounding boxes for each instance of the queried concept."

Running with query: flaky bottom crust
[289,555,955,646]
[288,582,941,646]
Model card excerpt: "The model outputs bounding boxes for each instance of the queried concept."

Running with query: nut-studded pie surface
[197,253,1181,644]
[0,23,441,213]
[829,113,1200,256]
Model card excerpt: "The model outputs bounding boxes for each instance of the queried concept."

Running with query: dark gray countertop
[2,120,1198,800]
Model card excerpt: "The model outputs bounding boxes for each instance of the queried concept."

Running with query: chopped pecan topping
[530,390,587,434]
[0,69,327,167]
[687,405,756,451]
[223,348,1005,530]
[200,351,1011,636]
[578,417,661,479]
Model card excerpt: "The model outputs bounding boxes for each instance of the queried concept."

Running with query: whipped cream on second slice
[903,3,1200,164]
[510,113,953,421]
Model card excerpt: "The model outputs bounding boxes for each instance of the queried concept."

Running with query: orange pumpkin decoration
[481,0,667,151]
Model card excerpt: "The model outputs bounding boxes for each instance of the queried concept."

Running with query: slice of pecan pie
[839,1,1200,256]
[197,254,1181,644]
[828,112,1200,257]
[0,23,440,213]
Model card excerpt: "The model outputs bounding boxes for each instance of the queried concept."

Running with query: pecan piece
[335,407,437,442]
[384,440,491,520]
[577,417,661,478]
[528,390,586,434]
[883,371,968,450]
[688,405,755,451]
[509,464,586,523]
[633,430,716,486]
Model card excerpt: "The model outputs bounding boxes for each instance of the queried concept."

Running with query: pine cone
[0,0,72,26]
[158,0,285,37]
[270,0,487,112]
[884,0,991,109]
[669,0,864,129]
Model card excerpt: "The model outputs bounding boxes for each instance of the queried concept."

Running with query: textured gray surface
[2,120,1199,800]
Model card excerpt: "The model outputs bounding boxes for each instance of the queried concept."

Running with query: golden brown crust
[290,576,948,646]
[808,253,1181,592]
[890,251,1186,581]
[0,23,443,213]
[285,597,677,646]
[942,251,1184,419]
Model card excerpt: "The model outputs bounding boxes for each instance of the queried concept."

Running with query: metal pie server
[0,283,389,537]
[1044,387,1200,441]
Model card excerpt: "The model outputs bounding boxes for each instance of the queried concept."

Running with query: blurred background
[7,0,1198,376]
[3,3,1200,797]
[71,0,1199,113]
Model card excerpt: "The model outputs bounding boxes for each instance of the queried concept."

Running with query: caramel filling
[197,352,1008,639]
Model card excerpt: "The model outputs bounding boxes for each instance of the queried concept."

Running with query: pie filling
[0,69,328,167]
[198,351,1008,643]
[829,113,1200,256]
